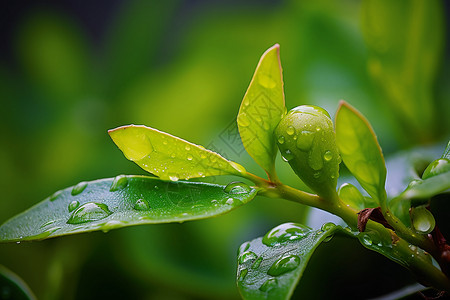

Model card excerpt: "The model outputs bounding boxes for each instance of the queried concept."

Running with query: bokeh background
[0,0,449,299]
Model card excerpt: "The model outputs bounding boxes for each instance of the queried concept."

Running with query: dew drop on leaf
[252,256,263,269]
[361,234,372,246]
[262,223,312,246]
[187,154,193,161]
[67,202,112,224]
[168,174,179,181]
[238,113,251,127]
[267,255,301,276]
[296,130,315,151]
[224,182,251,194]
[68,200,80,212]
[277,135,285,144]
[281,150,294,162]
[71,181,88,196]
[134,199,150,211]
[238,251,258,264]
[238,242,251,254]
[323,150,333,161]
[259,278,278,292]
[411,206,436,234]
[286,126,295,136]
[238,268,248,282]
[109,175,128,192]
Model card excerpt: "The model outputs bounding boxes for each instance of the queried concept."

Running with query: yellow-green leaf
[237,44,286,175]
[109,125,246,180]
[335,101,386,203]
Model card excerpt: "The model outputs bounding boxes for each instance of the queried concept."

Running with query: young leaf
[237,44,286,176]
[0,265,36,300]
[0,176,257,243]
[442,141,450,160]
[236,222,338,300]
[109,125,246,180]
[335,101,386,203]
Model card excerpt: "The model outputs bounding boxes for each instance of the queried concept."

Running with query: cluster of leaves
[1,43,450,299]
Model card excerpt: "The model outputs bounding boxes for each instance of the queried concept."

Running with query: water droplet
[185,145,191,151]
[267,254,301,276]
[259,278,278,292]
[252,256,263,269]
[262,223,312,246]
[321,222,335,231]
[71,181,88,196]
[134,199,150,211]
[239,242,251,254]
[49,190,62,202]
[411,206,436,234]
[259,74,276,88]
[286,126,295,136]
[40,220,57,228]
[296,131,315,151]
[243,98,250,106]
[422,158,450,180]
[187,154,193,161]
[238,113,251,127]
[170,153,176,158]
[239,251,258,264]
[110,175,128,192]
[316,127,321,132]
[277,135,285,144]
[323,150,333,161]
[68,200,80,212]
[224,182,251,194]
[168,174,179,181]
[200,153,207,159]
[67,202,112,224]
[238,268,248,281]
[291,105,331,119]
[361,234,372,246]
[281,150,294,162]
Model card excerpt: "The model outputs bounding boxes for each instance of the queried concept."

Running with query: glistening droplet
[134,199,150,211]
[68,200,80,212]
[262,223,312,246]
[110,175,128,192]
[224,182,251,194]
[238,251,258,264]
[67,202,112,224]
[71,181,88,196]
[296,131,315,151]
[267,255,301,276]
[259,278,278,292]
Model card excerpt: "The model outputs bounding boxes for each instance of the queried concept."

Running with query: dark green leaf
[0,176,257,243]
[237,44,286,175]
[109,125,247,180]
[236,222,338,300]
[0,265,36,300]
[335,101,386,204]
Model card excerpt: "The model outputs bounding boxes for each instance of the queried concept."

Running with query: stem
[243,173,450,292]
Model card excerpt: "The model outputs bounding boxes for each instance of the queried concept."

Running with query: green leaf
[236,222,338,300]
[237,44,286,175]
[335,101,386,203]
[109,125,246,180]
[0,176,257,243]
[0,265,36,300]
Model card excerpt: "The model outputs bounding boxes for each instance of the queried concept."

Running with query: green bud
[275,105,340,199]
[422,158,450,180]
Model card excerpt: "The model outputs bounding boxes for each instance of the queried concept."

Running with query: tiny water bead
[286,126,295,136]
[168,174,179,181]
[101,220,124,233]
[267,254,301,276]
[296,130,315,151]
[238,112,251,127]
[110,175,128,192]
[68,200,80,212]
[239,242,251,254]
[262,223,312,247]
[361,234,373,246]
[187,154,193,161]
[239,251,258,264]
[411,206,436,234]
[422,158,450,180]
[134,199,150,211]
[281,150,294,162]
[277,135,285,144]
[224,182,251,194]
[321,222,335,231]
[71,181,88,196]
[259,278,278,292]
[323,150,333,161]
[67,202,112,224]
[185,145,191,151]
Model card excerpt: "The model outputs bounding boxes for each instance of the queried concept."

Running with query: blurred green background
[0,0,449,299]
